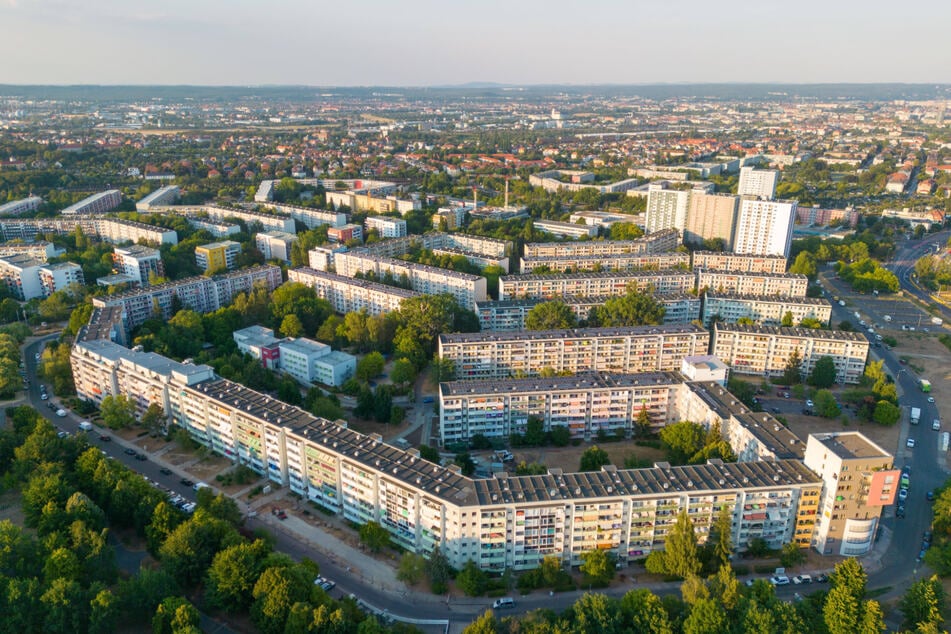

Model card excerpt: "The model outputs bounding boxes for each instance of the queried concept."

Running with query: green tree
[589,290,665,327]
[525,300,577,330]
[808,355,838,388]
[88,588,120,634]
[550,424,572,446]
[141,402,166,436]
[872,400,901,425]
[782,350,803,384]
[900,575,945,631]
[158,509,243,588]
[396,552,426,585]
[205,539,272,613]
[456,559,489,596]
[100,394,137,430]
[789,251,818,277]
[664,510,702,579]
[579,549,614,587]
[454,451,476,476]
[358,521,390,553]
[707,507,733,568]
[462,612,500,634]
[815,389,841,418]
[780,311,794,327]
[682,597,727,634]
[579,445,610,472]
[425,546,452,594]
[824,585,861,634]
[356,351,385,381]
[659,421,706,465]
[41,577,88,634]
[619,588,673,634]
[152,596,200,634]
[418,444,441,463]
[279,314,304,338]
[390,358,417,387]
[251,565,313,634]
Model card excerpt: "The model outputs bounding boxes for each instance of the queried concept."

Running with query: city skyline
[2,0,951,86]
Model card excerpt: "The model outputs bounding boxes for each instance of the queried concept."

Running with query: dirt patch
[894,331,951,422]
[782,406,901,456]
[0,491,25,527]
[512,442,667,473]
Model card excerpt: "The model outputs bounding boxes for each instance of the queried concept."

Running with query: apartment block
[523,229,679,258]
[69,317,835,572]
[712,324,869,384]
[692,251,787,274]
[197,205,296,233]
[804,433,897,556]
[306,245,348,272]
[365,215,408,239]
[61,189,123,215]
[0,254,44,299]
[328,224,364,244]
[737,167,779,199]
[475,294,701,332]
[440,372,683,443]
[734,197,797,258]
[0,195,42,216]
[334,251,487,310]
[288,267,422,316]
[195,241,242,273]
[71,338,215,414]
[684,192,739,249]
[697,270,807,297]
[92,265,283,329]
[186,218,241,238]
[702,293,832,327]
[259,203,348,229]
[439,324,710,380]
[38,262,85,296]
[0,241,57,261]
[645,182,691,234]
[135,185,181,211]
[278,337,356,387]
[519,251,689,274]
[113,245,164,286]
[500,270,695,300]
[359,232,511,273]
[533,219,599,239]
[0,217,173,245]
[256,231,299,263]
[327,191,418,215]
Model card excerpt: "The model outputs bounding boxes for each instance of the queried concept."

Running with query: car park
[770,575,790,586]
[792,574,812,584]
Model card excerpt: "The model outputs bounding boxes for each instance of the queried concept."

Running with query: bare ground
[513,442,667,473]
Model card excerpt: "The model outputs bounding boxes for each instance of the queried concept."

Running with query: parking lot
[820,273,940,334]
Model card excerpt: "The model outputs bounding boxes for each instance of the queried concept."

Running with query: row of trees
[524,290,666,331]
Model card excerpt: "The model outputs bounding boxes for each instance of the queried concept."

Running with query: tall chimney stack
[504,178,509,208]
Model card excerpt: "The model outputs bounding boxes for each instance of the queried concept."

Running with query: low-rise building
[702,293,832,326]
[306,245,348,271]
[532,219,599,239]
[186,218,241,238]
[712,323,869,384]
[439,324,710,380]
[38,262,85,296]
[0,254,44,299]
[697,270,807,297]
[278,337,356,387]
[233,325,283,369]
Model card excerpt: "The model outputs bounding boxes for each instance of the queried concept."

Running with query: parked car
[927,490,935,502]
[792,574,812,584]
[928,397,935,403]
[180,478,194,487]
[899,488,909,502]
[134,453,147,461]
[907,438,917,448]
[99,434,111,442]
[124,448,137,456]
[897,504,906,519]
[770,575,790,586]
[159,467,172,476]
[805,399,814,408]
[815,574,829,583]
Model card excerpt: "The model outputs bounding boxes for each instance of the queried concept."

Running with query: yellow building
[195,240,241,273]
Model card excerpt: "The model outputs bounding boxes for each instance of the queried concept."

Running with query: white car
[805,399,814,408]
[907,438,917,448]
[770,575,790,586]
[928,397,935,403]
[899,488,909,502]
[792,574,812,584]
[56,409,66,417]
[40,393,48,400]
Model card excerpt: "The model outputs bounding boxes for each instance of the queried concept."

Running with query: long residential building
[475,294,701,331]
[91,265,283,329]
[0,195,43,216]
[76,318,900,567]
[61,189,122,215]
[360,232,511,272]
[702,293,832,327]
[712,323,869,384]
[519,251,689,274]
[500,269,695,300]
[697,270,807,297]
[135,186,181,211]
[257,203,348,229]
[0,241,57,261]
[190,205,296,233]
[692,251,787,274]
[288,267,422,315]
[438,324,710,380]
[0,216,178,245]
[523,229,680,258]
[112,245,164,286]
[334,250,486,310]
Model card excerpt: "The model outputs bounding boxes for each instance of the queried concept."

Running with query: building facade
[135,185,181,211]
[519,252,689,274]
[684,192,739,249]
[288,266,421,316]
[195,241,242,273]
[61,189,123,215]
[327,224,364,244]
[692,251,787,274]
[712,324,869,384]
[0,195,43,216]
[113,245,165,286]
[523,229,680,258]
[500,270,696,300]
[255,231,299,263]
[737,167,779,199]
[733,198,797,258]
[702,293,832,327]
[364,215,408,239]
[697,270,807,297]
[645,182,692,234]
[439,324,710,380]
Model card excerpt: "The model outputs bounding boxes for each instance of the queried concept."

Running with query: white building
[256,231,299,263]
[135,186,181,211]
[364,216,408,239]
[113,245,164,286]
[38,262,85,296]
[0,195,42,216]
[0,254,44,299]
[278,337,356,387]
[532,219,599,239]
[737,167,779,199]
[288,267,421,316]
[645,182,692,234]
[733,197,798,258]
[233,325,283,370]
[680,355,729,385]
[307,245,348,271]
[61,189,123,215]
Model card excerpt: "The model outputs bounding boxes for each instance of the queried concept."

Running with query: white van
[193,482,211,492]
[934,419,941,431]
[79,421,93,432]
[493,598,515,609]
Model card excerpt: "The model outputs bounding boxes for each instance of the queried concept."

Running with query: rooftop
[501,269,694,283]
[698,270,808,281]
[713,323,867,342]
[440,323,708,344]
[705,292,829,305]
[440,371,684,397]
[813,432,892,461]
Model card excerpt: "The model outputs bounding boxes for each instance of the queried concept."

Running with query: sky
[2,0,951,86]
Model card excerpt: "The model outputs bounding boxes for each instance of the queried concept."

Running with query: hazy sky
[2,0,951,86]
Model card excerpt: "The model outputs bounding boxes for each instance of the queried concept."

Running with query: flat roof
[290,267,422,298]
[501,269,694,283]
[812,432,891,460]
[440,371,684,397]
[440,323,708,344]
[705,293,829,305]
[714,323,867,342]
[76,338,214,380]
[698,270,807,281]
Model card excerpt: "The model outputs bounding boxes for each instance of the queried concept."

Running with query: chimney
[504,178,509,208]
[473,187,477,210]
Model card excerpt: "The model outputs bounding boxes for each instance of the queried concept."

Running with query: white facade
[256,231,299,263]
[733,198,798,258]
[279,337,356,387]
[737,167,779,199]
[61,189,123,215]
[0,254,44,299]
[365,216,408,239]
[135,186,181,211]
[0,195,43,216]
[113,245,164,285]
[645,183,691,234]
[39,262,85,296]
[289,267,421,316]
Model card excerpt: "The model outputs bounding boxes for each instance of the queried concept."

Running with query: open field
[512,441,667,473]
